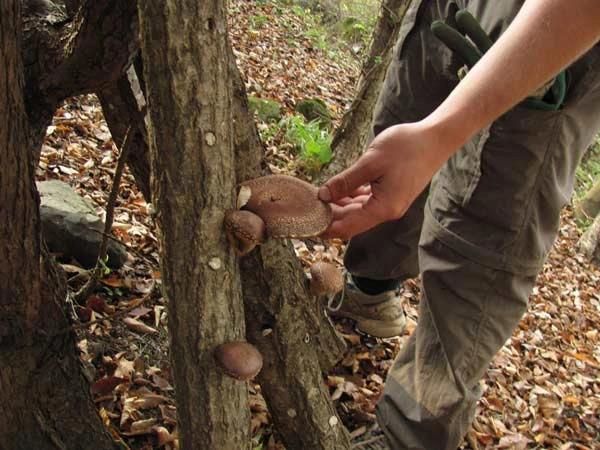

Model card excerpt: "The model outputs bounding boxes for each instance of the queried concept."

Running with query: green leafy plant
[283,115,333,172]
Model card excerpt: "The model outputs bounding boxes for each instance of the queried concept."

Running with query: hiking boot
[352,425,391,449]
[328,274,406,338]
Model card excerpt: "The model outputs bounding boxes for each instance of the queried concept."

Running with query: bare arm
[425,0,600,164]
[320,0,600,239]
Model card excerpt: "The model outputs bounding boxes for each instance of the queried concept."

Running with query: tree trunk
[575,178,600,221]
[578,213,600,262]
[138,2,251,450]
[230,49,351,449]
[320,0,412,181]
[0,2,116,448]
[98,63,152,201]
[22,0,139,150]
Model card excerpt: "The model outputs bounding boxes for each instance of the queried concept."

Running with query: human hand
[318,120,450,240]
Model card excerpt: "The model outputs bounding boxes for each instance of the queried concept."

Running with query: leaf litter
[37,1,599,448]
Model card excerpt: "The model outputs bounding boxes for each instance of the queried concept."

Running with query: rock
[295,98,332,129]
[37,180,128,269]
[248,96,282,123]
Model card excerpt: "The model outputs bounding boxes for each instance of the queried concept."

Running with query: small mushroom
[214,341,263,381]
[240,175,332,238]
[224,210,267,255]
[309,261,344,297]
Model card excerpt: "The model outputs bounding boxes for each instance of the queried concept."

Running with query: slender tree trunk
[320,0,412,181]
[230,49,351,450]
[0,2,116,448]
[578,213,600,262]
[138,2,251,449]
[575,178,600,221]
[98,64,152,201]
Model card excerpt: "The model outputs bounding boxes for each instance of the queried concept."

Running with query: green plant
[249,14,269,30]
[340,16,368,43]
[283,115,333,172]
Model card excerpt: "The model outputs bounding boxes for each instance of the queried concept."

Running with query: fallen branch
[74,126,134,304]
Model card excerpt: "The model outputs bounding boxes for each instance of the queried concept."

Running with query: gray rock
[38,180,128,269]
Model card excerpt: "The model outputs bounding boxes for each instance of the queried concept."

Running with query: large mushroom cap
[239,175,332,238]
[310,261,344,297]
[214,341,263,381]
[224,210,266,255]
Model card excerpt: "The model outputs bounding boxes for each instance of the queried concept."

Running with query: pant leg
[378,11,600,450]
[344,0,463,281]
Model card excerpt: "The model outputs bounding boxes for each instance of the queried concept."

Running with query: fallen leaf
[123,317,158,334]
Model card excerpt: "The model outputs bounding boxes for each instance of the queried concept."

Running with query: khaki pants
[344,1,600,448]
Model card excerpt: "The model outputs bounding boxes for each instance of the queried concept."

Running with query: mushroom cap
[239,175,332,238]
[309,261,344,296]
[224,210,267,255]
[214,341,263,381]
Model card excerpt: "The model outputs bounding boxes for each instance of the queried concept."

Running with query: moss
[248,96,282,123]
[295,98,332,129]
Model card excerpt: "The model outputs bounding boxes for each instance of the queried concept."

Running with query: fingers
[322,196,391,240]
[318,153,380,202]
[334,194,371,207]
[322,192,409,240]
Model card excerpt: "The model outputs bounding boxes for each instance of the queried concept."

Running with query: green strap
[455,10,493,53]
[431,9,568,111]
[431,20,482,68]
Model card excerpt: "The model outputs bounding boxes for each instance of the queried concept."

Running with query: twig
[70,279,156,331]
[74,126,134,303]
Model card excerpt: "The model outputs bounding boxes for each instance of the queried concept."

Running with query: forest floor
[37,1,599,449]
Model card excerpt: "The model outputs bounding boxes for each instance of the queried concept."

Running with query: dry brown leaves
[36,1,599,449]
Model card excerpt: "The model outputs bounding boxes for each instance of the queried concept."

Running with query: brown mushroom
[214,341,263,381]
[239,175,332,238]
[224,210,267,255]
[309,261,344,297]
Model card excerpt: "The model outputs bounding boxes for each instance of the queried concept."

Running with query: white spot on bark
[287,408,297,418]
[205,132,216,146]
[329,416,338,427]
[208,257,221,270]
[261,328,273,337]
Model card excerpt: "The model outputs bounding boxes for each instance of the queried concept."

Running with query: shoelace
[326,269,348,312]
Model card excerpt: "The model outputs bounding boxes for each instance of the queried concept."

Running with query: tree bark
[98,64,152,201]
[320,0,412,182]
[578,213,600,263]
[0,2,116,448]
[138,2,251,450]
[575,178,600,221]
[231,49,351,449]
[22,0,139,150]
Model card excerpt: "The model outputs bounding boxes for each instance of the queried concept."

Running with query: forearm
[423,0,600,164]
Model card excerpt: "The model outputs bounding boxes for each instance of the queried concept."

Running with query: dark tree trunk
[0,2,116,448]
[320,0,412,181]
[230,49,351,450]
[22,0,139,150]
[138,2,251,449]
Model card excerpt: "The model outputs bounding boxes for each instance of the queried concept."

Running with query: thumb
[318,153,380,202]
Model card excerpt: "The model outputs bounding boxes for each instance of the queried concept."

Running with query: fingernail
[318,186,331,202]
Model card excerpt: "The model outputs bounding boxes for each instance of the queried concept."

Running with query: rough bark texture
[22,0,139,150]
[320,0,412,182]
[0,2,116,448]
[138,2,251,449]
[578,213,600,263]
[231,50,351,449]
[98,64,152,201]
[575,179,600,221]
